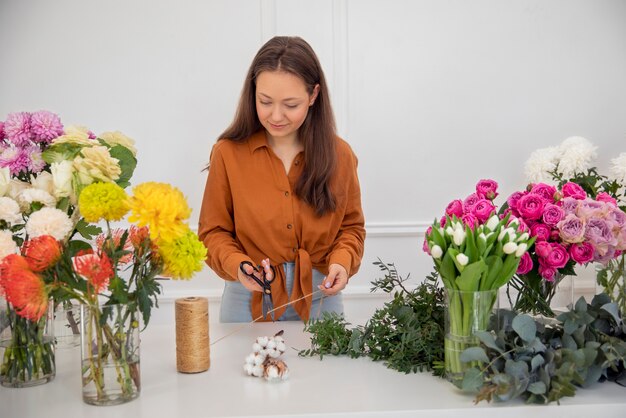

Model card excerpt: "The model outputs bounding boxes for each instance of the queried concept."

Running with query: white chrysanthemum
[99,131,137,156]
[0,229,18,259]
[524,146,560,183]
[609,152,626,184]
[0,167,10,196]
[557,136,597,178]
[19,188,57,209]
[0,196,22,224]
[25,207,73,240]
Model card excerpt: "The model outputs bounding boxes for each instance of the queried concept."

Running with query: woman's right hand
[237,258,274,292]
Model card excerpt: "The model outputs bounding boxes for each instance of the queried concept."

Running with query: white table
[2,319,625,418]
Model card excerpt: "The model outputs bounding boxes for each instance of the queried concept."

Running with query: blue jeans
[219,262,344,322]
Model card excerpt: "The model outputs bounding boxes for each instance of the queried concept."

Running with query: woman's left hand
[319,263,348,296]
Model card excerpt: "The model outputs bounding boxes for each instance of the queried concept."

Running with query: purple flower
[463,193,480,213]
[516,252,533,275]
[560,197,580,215]
[542,204,564,227]
[577,199,607,221]
[0,121,5,141]
[476,179,498,200]
[30,111,63,144]
[23,144,45,173]
[594,247,616,265]
[3,112,32,146]
[557,214,585,243]
[561,182,587,200]
[517,193,546,221]
[445,199,464,218]
[0,146,30,175]
[530,223,551,241]
[607,207,626,228]
[530,183,557,203]
[585,218,617,256]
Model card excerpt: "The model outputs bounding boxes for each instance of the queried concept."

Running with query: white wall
[1,0,625,318]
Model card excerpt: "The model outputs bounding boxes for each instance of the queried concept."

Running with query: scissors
[240,261,276,321]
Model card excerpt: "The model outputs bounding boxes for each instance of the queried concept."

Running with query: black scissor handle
[239,261,275,294]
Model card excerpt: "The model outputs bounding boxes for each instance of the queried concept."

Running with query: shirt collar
[248,130,268,152]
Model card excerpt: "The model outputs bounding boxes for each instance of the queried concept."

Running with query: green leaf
[461,367,484,393]
[75,218,103,240]
[109,145,137,189]
[574,297,588,313]
[600,303,621,325]
[512,315,536,342]
[67,239,93,257]
[456,260,486,292]
[460,347,489,364]
[528,381,547,395]
[530,354,545,372]
[475,331,502,353]
[439,252,457,285]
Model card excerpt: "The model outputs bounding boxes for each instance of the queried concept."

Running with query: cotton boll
[265,365,280,381]
[252,342,262,353]
[267,348,281,358]
[256,336,269,347]
[253,353,266,366]
[243,363,254,376]
[245,354,255,365]
[252,365,264,377]
[266,339,277,350]
[276,342,286,353]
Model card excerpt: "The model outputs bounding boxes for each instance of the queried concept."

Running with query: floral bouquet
[423,180,534,382]
[0,110,138,387]
[511,137,626,317]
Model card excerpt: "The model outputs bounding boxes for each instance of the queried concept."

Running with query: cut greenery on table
[299,260,446,376]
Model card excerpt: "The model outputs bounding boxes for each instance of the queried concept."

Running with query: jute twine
[175,297,210,373]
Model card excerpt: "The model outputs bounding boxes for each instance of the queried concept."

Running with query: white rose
[0,167,10,196]
[30,172,55,195]
[51,161,75,200]
[0,229,18,259]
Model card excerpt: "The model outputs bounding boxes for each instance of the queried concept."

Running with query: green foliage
[300,260,446,376]
[461,294,626,404]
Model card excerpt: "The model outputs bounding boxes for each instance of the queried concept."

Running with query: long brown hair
[220,36,337,216]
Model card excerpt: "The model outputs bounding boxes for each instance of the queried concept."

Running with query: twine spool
[175,297,210,373]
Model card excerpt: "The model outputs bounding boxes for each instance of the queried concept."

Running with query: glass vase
[596,253,626,316]
[444,288,497,384]
[53,300,81,349]
[80,302,141,406]
[506,272,573,319]
[0,297,55,388]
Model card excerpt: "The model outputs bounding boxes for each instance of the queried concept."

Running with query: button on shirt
[198,130,366,321]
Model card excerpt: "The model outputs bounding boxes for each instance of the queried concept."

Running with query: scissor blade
[263,295,275,322]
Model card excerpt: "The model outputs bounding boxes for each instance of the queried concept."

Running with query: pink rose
[535,241,552,258]
[538,263,557,282]
[543,242,569,269]
[561,182,587,200]
[530,223,552,241]
[516,252,533,275]
[595,192,617,206]
[517,193,546,221]
[463,193,481,213]
[585,218,617,256]
[507,191,525,213]
[510,216,529,233]
[461,213,479,229]
[542,204,564,227]
[445,199,464,218]
[569,242,594,264]
[557,213,585,243]
[476,179,498,200]
[550,229,561,241]
[530,223,551,241]
[471,199,496,223]
[530,183,557,203]
[559,197,580,215]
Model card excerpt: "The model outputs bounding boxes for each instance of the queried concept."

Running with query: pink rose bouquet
[505,181,626,316]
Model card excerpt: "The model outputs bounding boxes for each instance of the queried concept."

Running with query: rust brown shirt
[198,130,365,321]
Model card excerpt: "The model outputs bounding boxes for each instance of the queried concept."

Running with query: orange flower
[73,253,114,293]
[129,225,150,250]
[22,235,62,272]
[0,255,49,321]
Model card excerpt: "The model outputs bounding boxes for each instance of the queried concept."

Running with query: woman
[198,36,365,322]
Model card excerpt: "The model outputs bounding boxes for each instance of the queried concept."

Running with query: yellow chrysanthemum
[128,182,191,242]
[158,228,207,280]
[78,182,130,222]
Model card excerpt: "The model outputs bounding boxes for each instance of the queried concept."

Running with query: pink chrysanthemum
[23,144,46,173]
[30,110,63,144]
[0,146,30,175]
[0,121,5,141]
[3,112,32,146]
